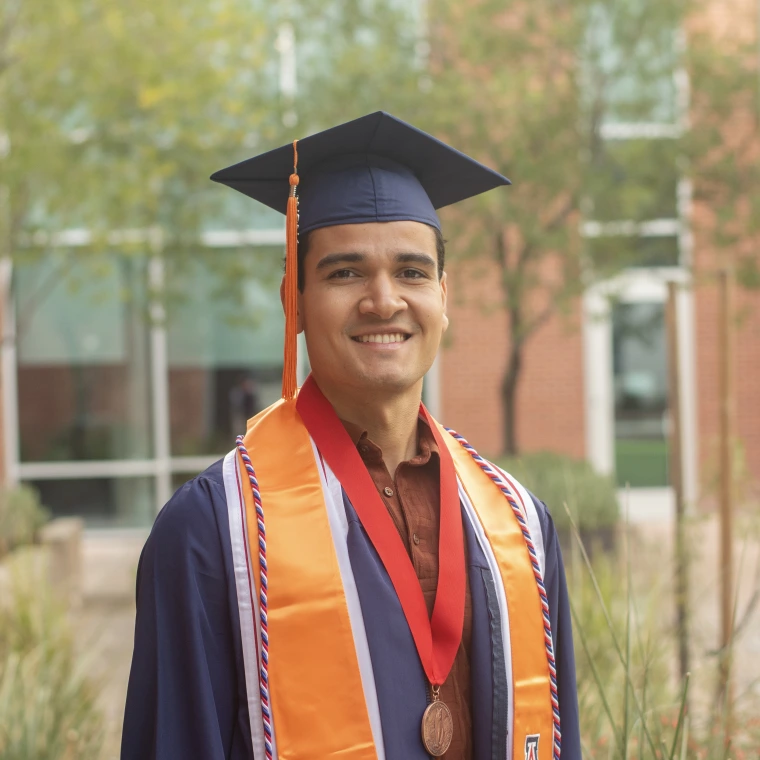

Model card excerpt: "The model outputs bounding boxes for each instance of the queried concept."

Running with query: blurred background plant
[498,451,620,536]
[0,485,49,558]
[0,560,103,760]
[568,521,760,759]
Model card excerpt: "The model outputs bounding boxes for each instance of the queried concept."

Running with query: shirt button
[413,533,420,545]
[383,486,394,497]
[359,445,369,454]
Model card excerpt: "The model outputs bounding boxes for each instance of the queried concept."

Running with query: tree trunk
[501,329,523,457]
[495,228,525,458]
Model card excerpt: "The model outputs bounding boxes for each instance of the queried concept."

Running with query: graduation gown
[121,458,581,760]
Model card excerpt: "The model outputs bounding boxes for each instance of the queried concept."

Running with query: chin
[352,367,424,394]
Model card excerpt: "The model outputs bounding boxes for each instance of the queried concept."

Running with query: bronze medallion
[421,699,453,757]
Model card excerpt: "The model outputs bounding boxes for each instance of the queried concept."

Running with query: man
[122,111,581,760]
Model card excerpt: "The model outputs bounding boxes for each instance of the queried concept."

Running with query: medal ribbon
[296,375,465,687]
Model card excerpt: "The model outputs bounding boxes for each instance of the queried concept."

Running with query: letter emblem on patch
[525,734,540,760]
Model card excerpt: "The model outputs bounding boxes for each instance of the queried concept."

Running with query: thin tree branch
[524,301,556,338]
[14,258,67,344]
[0,1,21,75]
[542,195,575,233]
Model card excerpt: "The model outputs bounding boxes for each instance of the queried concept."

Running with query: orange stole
[434,422,555,755]
[239,399,377,759]
[239,400,553,759]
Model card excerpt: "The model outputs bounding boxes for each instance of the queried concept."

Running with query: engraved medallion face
[421,700,453,757]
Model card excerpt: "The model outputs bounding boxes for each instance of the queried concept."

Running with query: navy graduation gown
[121,459,581,760]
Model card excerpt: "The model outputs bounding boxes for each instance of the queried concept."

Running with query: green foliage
[686,22,760,280]
[292,0,420,128]
[569,523,760,758]
[403,0,690,453]
[418,0,688,296]
[0,566,103,759]
[570,552,680,758]
[498,451,619,531]
[0,485,49,558]
[0,0,281,250]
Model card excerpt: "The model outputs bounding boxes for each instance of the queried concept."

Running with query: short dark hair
[296,225,446,292]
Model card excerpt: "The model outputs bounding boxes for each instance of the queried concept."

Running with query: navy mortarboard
[211,110,510,232]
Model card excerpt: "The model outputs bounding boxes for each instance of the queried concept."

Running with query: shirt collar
[339,416,439,465]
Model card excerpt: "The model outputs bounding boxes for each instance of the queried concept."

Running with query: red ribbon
[296,375,465,686]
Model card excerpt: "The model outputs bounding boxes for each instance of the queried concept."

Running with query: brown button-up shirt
[342,418,473,760]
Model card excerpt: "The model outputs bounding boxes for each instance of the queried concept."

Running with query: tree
[687,4,760,290]
[414,0,688,455]
[0,0,287,255]
[0,0,289,481]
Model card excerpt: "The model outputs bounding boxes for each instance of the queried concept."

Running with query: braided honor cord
[235,436,274,760]
[446,428,562,760]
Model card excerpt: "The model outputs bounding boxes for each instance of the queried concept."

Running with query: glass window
[171,471,202,493]
[612,301,669,487]
[166,247,284,456]
[27,476,155,528]
[587,234,679,272]
[586,138,679,223]
[15,253,153,462]
[582,2,679,126]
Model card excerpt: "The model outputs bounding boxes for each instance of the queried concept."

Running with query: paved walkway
[636,515,760,708]
[75,533,145,760]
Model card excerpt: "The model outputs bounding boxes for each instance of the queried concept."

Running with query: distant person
[122,112,581,760]
[229,375,261,438]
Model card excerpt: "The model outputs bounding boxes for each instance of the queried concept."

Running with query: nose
[358,273,408,320]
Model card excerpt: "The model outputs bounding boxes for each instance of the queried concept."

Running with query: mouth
[350,332,412,345]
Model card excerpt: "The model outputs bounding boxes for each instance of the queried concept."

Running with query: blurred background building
[0,0,757,529]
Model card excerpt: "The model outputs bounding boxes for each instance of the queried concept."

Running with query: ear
[280,276,305,334]
[440,271,449,333]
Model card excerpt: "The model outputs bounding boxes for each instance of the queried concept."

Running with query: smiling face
[295,220,448,400]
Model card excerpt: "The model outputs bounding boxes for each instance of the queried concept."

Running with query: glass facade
[12,241,287,527]
[16,254,152,463]
[612,301,669,487]
[166,248,284,456]
[580,9,692,494]
[28,477,156,529]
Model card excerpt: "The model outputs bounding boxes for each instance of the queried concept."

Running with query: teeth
[358,333,406,344]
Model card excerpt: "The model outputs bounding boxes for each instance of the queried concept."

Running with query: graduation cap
[211,111,510,401]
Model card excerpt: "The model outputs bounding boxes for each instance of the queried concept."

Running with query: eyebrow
[315,251,437,271]
[396,252,437,269]
[315,252,364,271]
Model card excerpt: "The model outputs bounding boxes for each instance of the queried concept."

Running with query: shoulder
[487,459,558,545]
[143,458,230,575]
[486,460,545,516]
[525,490,556,537]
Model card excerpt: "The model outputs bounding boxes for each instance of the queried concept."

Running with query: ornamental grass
[568,506,760,759]
[0,557,103,760]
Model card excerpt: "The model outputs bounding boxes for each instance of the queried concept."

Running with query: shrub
[569,529,760,758]
[496,451,619,532]
[0,560,103,759]
[0,486,50,558]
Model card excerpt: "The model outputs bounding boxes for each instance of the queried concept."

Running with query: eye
[328,269,358,280]
[399,268,428,279]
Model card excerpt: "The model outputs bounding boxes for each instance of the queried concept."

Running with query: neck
[316,378,423,477]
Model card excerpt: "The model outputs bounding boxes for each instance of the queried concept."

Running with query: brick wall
[441,0,760,493]
[690,0,760,499]
[17,365,136,461]
[441,260,586,461]
[693,245,760,501]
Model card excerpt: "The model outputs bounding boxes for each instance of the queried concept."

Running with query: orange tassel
[282,140,299,400]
